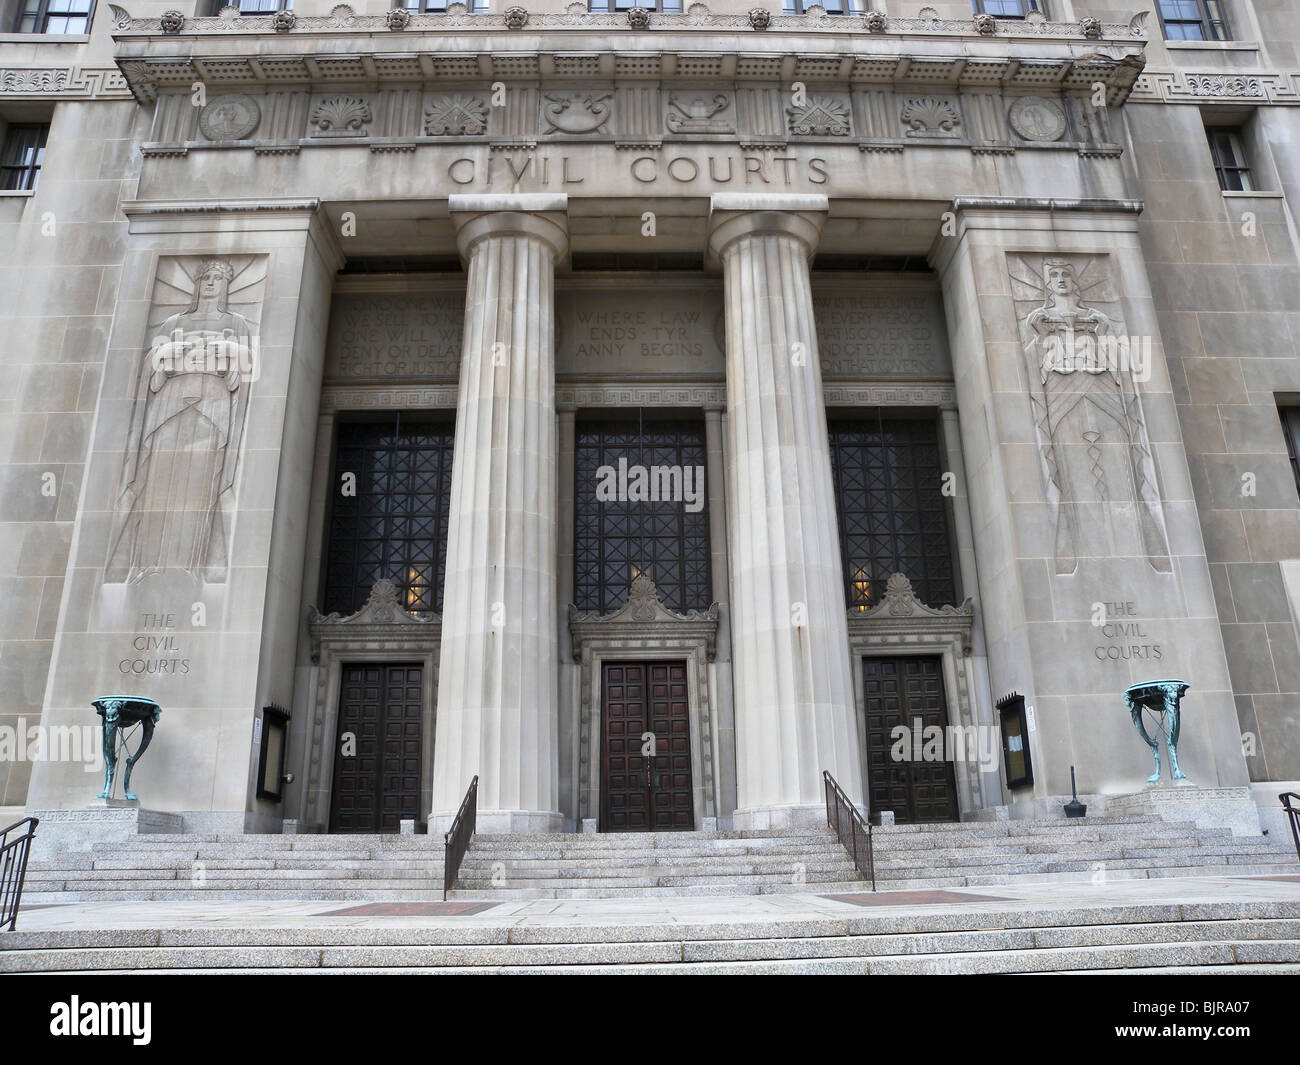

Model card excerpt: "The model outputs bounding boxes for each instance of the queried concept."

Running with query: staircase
[18,813,1297,903]
[4,898,1299,974]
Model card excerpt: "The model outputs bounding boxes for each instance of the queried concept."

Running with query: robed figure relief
[106,258,260,584]
[1012,256,1171,575]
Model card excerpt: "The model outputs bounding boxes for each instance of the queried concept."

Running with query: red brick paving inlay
[316,902,501,916]
[822,889,1012,906]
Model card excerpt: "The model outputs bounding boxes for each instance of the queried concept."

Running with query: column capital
[706,193,828,268]
[448,193,569,267]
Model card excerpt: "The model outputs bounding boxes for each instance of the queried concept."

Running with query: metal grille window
[1280,407,1300,503]
[972,0,1040,17]
[1157,0,1229,40]
[574,417,711,615]
[0,125,47,191]
[1206,127,1253,191]
[15,0,94,32]
[830,414,957,611]
[323,415,454,618]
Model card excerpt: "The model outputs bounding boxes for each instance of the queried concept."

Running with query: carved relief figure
[106,259,259,584]
[542,92,613,134]
[1012,256,1171,574]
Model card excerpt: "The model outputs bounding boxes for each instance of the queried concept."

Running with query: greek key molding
[320,385,459,411]
[822,384,956,406]
[1128,69,1300,104]
[0,66,131,99]
[556,384,725,407]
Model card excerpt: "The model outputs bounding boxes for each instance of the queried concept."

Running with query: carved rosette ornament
[385,6,411,28]
[159,9,183,32]
[748,7,771,28]
[627,6,649,27]
[786,95,851,136]
[863,10,885,31]
[424,94,489,135]
[973,12,995,34]
[504,5,528,27]
[310,96,373,137]
[271,8,296,31]
[901,96,961,137]
[1080,16,1102,38]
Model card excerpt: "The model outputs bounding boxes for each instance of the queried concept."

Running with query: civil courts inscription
[325,278,953,383]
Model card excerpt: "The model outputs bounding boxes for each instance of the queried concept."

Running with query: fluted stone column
[431,194,568,834]
[708,194,864,831]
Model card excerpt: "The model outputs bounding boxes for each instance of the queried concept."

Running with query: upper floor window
[1206,127,1253,190]
[0,125,47,191]
[783,0,861,12]
[15,0,94,33]
[403,0,485,9]
[1279,407,1300,501]
[210,0,290,13]
[589,0,682,9]
[972,0,1041,17]
[1157,0,1230,40]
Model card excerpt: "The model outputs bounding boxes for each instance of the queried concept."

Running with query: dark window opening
[0,125,47,191]
[574,415,711,615]
[322,414,455,619]
[1206,126,1253,191]
[830,413,958,611]
[1279,406,1300,502]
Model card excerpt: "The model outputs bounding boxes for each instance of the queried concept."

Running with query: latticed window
[1157,0,1229,40]
[0,125,47,191]
[15,0,94,32]
[830,414,957,611]
[574,417,711,615]
[323,415,454,618]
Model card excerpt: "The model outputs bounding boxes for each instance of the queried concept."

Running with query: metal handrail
[443,775,478,902]
[823,771,875,892]
[1,816,39,932]
[1281,793,1300,864]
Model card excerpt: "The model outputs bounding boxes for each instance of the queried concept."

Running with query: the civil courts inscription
[325,278,952,383]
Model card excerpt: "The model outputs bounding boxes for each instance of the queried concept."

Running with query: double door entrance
[600,661,694,831]
[328,663,423,833]
[862,656,959,824]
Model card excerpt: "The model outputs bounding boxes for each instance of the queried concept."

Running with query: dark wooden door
[329,663,423,833]
[862,656,958,824]
[601,661,694,832]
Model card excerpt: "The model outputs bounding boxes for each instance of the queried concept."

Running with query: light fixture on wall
[852,567,871,611]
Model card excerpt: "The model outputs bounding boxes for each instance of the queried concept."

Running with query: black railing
[823,771,874,892]
[1,816,39,932]
[443,775,478,902]
[1282,793,1300,864]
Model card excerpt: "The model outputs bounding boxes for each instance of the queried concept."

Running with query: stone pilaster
[431,194,568,834]
[707,193,864,830]
[931,200,1249,815]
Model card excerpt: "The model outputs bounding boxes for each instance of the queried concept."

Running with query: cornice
[108,3,1146,42]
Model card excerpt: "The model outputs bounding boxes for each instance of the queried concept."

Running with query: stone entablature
[108,3,1146,42]
[0,65,131,99]
[1128,69,1300,104]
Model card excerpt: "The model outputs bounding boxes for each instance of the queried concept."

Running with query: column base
[430,809,565,836]
[731,803,828,833]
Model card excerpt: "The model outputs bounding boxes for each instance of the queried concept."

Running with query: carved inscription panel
[814,285,952,380]
[324,291,464,380]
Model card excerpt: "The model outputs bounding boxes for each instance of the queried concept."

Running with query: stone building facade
[1,0,1297,835]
